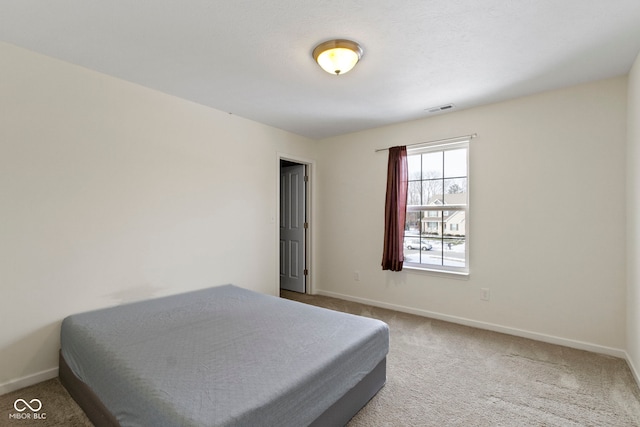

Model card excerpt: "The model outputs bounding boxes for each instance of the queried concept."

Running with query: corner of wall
[627,50,640,389]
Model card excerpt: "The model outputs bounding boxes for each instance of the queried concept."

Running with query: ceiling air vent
[426,104,455,114]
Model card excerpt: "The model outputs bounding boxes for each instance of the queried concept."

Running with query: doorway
[279,159,309,294]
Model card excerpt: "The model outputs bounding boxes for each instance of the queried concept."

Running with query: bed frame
[60,351,386,427]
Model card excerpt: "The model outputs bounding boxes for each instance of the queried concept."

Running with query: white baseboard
[315,289,627,359]
[625,351,640,389]
[0,367,58,396]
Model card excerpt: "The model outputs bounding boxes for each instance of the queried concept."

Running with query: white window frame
[404,138,470,275]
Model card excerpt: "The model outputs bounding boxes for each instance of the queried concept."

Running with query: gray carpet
[284,291,640,426]
[1,377,92,427]
[2,292,640,426]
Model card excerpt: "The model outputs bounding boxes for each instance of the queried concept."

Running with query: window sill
[403,264,470,279]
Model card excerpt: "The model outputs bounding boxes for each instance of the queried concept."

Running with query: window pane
[408,181,422,205]
[444,211,465,237]
[419,237,442,267]
[403,234,426,264]
[444,148,467,178]
[443,237,466,268]
[423,180,443,205]
[422,152,443,179]
[408,155,422,180]
[426,221,439,233]
[443,178,467,205]
[405,211,421,235]
[403,239,420,263]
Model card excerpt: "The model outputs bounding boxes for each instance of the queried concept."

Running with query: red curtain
[382,146,408,271]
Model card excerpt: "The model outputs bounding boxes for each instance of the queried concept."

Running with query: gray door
[280,164,306,293]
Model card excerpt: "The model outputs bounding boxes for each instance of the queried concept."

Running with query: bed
[59,284,389,426]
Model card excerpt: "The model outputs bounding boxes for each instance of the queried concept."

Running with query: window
[404,139,469,274]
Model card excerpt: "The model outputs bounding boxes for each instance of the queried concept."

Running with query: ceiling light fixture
[312,39,363,76]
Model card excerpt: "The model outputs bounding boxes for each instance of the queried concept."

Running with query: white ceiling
[2,1,640,139]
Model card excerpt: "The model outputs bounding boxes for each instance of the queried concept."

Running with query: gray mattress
[60,285,389,426]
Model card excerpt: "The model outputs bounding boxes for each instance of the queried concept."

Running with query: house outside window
[426,221,439,231]
[404,138,469,274]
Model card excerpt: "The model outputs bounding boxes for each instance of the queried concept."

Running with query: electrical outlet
[481,288,490,301]
[354,271,361,281]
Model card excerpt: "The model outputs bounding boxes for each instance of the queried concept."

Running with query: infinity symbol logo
[13,398,42,412]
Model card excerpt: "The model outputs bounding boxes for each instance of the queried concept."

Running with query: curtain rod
[374,133,477,153]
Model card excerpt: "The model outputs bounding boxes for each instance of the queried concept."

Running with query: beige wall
[316,77,628,355]
[0,42,316,392]
[627,52,640,382]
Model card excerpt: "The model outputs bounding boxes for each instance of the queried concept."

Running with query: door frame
[276,153,315,296]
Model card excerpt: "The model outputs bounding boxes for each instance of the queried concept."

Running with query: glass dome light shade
[313,40,363,75]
